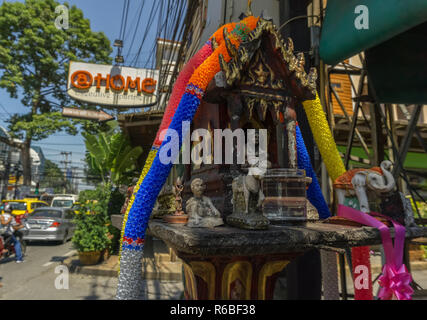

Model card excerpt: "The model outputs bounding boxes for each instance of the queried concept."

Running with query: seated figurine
[186,178,224,228]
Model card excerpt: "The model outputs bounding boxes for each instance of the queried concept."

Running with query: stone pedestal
[147,219,427,300]
[111,215,427,300]
[181,253,298,300]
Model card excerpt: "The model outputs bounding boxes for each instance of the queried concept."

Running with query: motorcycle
[0,214,30,261]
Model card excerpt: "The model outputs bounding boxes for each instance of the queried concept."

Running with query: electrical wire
[143,0,167,68]
[151,0,186,98]
[31,146,86,154]
[162,0,196,104]
[130,0,162,66]
[124,0,146,62]
[0,102,12,117]
[118,0,128,41]
[121,0,131,42]
[31,142,84,146]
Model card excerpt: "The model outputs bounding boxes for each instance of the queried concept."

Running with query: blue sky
[0,0,165,189]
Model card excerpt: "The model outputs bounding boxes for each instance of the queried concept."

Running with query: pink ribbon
[378,264,413,300]
[337,205,413,300]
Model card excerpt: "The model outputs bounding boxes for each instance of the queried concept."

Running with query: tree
[0,0,112,186]
[83,121,142,186]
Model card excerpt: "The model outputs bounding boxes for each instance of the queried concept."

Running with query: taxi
[1,198,49,216]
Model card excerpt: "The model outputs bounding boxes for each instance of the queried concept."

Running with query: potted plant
[72,187,112,265]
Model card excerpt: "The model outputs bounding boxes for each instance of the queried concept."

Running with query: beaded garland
[117,41,215,267]
[295,124,331,219]
[302,94,346,181]
[118,23,243,260]
[117,16,259,299]
[122,16,259,245]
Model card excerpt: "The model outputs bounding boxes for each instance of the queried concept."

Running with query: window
[32,210,62,219]
[7,202,27,211]
[52,200,73,208]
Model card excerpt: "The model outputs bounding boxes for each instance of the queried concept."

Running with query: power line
[32,142,84,146]
[130,0,162,66]
[124,0,146,62]
[121,0,131,41]
[118,0,129,40]
[0,102,12,117]
[32,146,86,154]
[163,1,198,104]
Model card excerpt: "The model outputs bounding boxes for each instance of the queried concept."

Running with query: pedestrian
[0,204,24,263]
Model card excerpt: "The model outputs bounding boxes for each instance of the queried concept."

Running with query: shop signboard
[67,61,159,108]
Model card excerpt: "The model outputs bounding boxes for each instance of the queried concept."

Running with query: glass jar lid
[264,168,306,178]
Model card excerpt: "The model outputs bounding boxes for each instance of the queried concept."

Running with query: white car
[51,194,78,208]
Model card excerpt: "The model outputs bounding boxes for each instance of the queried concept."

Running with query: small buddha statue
[186,178,224,228]
[173,176,185,216]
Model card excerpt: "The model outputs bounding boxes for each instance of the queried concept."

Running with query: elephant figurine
[334,160,415,226]
[334,160,395,214]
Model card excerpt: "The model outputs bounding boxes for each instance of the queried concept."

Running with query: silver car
[24,207,75,243]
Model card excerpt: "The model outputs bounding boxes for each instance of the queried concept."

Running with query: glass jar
[261,168,307,224]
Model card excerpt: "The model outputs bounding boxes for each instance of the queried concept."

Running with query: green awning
[319,0,427,65]
[337,145,427,170]
[365,22,427,104]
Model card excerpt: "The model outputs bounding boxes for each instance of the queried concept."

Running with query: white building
[0,126,46,199]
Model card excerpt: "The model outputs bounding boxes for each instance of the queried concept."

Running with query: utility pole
[60,151,72,193]
[1,147,12,201]
[13,164,21,200]
[72,166,79,194]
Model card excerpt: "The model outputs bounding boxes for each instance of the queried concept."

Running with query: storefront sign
[67,61,159,107]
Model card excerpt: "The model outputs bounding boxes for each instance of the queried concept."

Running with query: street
[0,241,117,300]
[0,240,183,300]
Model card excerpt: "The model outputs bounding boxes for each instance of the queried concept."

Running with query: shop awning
[319,0,427,66]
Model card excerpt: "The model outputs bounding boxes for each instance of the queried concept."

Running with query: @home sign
[67,61,159,108]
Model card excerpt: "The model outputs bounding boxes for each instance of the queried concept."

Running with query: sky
[0,0,166,190]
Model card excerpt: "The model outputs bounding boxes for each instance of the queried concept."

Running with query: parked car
[24,207,76,243]
[1,199,49,215]
[51,194,78,208]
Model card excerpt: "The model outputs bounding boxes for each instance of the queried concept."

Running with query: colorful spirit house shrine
[186,18,317,226]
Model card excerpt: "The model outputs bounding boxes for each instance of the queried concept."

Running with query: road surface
[0,240,182,300]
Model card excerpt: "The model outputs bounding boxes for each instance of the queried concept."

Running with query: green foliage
[409,198,427,219]
[106,187,125,254]
[0,0,112,183]
[72,184,112,252]
[9,112,78,141]
[0,0,112,106]
[0,0,112,138]
[83,121,142,186]
[108,188,125,217]
[40,159,69,193]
